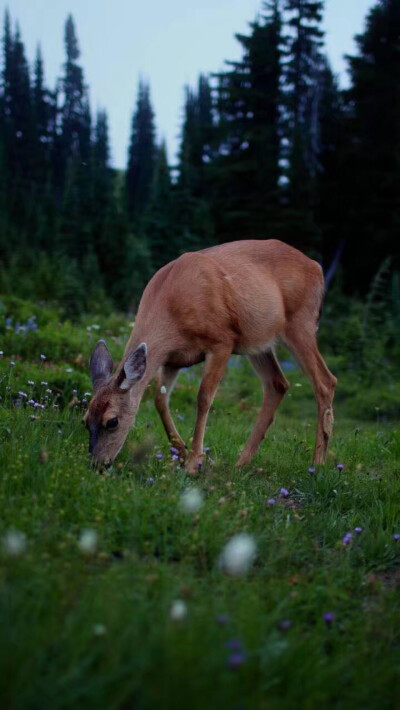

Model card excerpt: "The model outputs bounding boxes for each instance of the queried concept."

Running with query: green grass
[0,298,399,709]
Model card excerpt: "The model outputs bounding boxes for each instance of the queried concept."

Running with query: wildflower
[82,399,87,405]
[280,488,289,498]
[219,533,257,577]
[73,389,78,395]
[337,463,344,471]
[0,350,3,356]
[308,466,316,475]
[393,534,400,542]
[18,391,27,398]
[323,612,335,625]
[27,380,35,386]
[92,624,107,636]
[27,399,35,405]
[170,446,179,455]
[177,414,184,421]
[170,599,187,621]
[226,639,242,651]
[216,614,230,626]
[2,529,27,556]
[197,460,202,469]
[40,381,48,386]
[46,388,52,394]
[84,392,91,397]
[204,446,210,453]
[278,619,293,631]
[354,526,363,534]
[146,477,155,485]
[267,498,276,506]
[146,422,151,427]
[172,454,179,462]
[160,385,167,395]
[40,353,46,360]
[78,529,98,554]
[10,361,15,367]
[155,453,163,460]
[342,532,353,546]
[65,368,73,373]
[227,652,246,670]
[180,488,203,514]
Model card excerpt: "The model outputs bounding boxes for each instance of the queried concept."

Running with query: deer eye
[106,417,119,430]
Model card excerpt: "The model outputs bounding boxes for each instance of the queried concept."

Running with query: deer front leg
[185,346,231,475]
[155,365,186,460]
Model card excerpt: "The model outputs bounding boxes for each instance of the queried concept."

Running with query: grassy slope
[0,298,399,710]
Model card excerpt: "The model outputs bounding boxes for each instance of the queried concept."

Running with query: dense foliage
[0,1,399,312]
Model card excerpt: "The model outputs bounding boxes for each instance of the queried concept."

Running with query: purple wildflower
[146,477,155,485]
[227,652,246,670]
[10,361,15,367]
[354,526,363,534]
[146,422,151,428]
[280,487,289,498]
[324,612,335,625]
[337,463,344,471]
[216,614,230,626]
[204,446,210,453]
[226,639,242,651]
[308,466,316,475]
[393,534,400,542]
[342,532,353,546]
[18,391,27,398]
[170,446,179,455]
[73,389,78,395]
[267,498,276,506]
[197,460,202,469]
[40,354,46,360]
[172,454,179,462]
[278,619,293,631]
[155,453,163,460]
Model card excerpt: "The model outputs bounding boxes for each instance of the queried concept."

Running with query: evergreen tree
[126,79,156,222]
[213,1,284,241]
[282,0,325,252]
[344,0,400,290]
[144,141,175,270]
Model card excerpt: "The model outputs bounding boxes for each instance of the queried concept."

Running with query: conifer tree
[344,0,400,289]
[126,79,156,222]
[213,1,284,241]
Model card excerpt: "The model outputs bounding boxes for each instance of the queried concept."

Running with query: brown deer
[84,240,336,474]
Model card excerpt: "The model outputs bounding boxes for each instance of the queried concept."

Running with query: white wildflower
[160,385,167,395]
[180,488,203,514]
[219,533,257,577]
[78,529,98,554]
[92,623,107,636]
[2,529,27,556]
[170,599,187,621]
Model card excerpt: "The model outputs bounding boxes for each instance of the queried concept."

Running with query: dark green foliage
[343,0,400,290]
[126,80,157,222]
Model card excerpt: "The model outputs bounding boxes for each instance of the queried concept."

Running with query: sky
[4,0,376,169]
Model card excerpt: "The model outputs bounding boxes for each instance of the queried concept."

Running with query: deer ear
[90,340,113,390]
[118,343,147,391]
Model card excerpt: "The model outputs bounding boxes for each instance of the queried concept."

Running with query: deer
[84,239,337,474]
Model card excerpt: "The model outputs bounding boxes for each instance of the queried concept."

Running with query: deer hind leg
[155,365,186,458]
[283,325,337,465]
[185,346,232,475]
[236,350,290,467]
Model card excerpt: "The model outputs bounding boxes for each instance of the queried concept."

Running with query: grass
[0,297,399,709]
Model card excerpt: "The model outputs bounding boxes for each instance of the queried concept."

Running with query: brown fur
[85,239,336,471]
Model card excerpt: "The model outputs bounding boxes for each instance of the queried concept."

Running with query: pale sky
[4,0,375,168]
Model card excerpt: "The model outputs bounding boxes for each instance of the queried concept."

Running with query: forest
[0,0,399,315]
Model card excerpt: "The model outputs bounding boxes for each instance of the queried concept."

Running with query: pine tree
[213,1,284,241]
[144,141,175,270]
[126,79,156,222]
[282,0,325,252]
[344,0,400,290]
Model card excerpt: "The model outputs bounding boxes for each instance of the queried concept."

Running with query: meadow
[0,295,399,710]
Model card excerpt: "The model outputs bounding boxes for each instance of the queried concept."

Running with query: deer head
[84,340,147,466]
